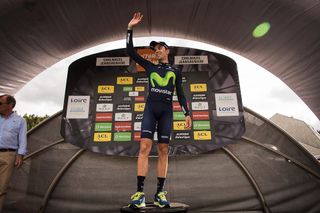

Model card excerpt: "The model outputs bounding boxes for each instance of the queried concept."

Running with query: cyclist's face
[154,44,169,61]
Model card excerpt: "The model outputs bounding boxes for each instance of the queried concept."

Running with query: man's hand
[128,12,143,29]
[15,154,23,168]
[185,115,192,129]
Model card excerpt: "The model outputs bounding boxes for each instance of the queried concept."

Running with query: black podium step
[120,202,189,213]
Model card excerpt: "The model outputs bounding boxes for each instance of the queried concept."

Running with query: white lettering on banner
[192,94,207,100]
[182,76,187,83]
[115,113,132,121]
[96,103,113,112]
[174,56,208,65]
[191,102,209,110]
[136,77,149,84]
[66,96,90,119]
[96,57,129,66]
[116,104,131,111]
[98,95,112,102]
[215,93,239,116]
[174,132,191,140]
[135,113,144,120]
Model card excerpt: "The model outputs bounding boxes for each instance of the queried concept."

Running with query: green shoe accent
[154,191,170,208]
[129,192,146,208]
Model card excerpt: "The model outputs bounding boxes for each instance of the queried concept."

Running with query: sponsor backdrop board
[61,47,245,156]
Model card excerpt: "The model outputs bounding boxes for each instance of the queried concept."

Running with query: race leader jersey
[126,29,190,116]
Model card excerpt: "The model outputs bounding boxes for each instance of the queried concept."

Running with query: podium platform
[120,202,189,213]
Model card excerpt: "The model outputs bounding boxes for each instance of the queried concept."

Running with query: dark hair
[0,94,16,108]
[149,41,169,50]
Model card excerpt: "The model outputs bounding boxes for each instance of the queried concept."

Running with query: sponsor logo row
[97,95,145,103]
[96,93,240,117]
[95,102,210,113]
[66,91,239,119]
[96,83,208,94]
[94,130,212,142]
[95,111,210,122]
[94,120,211,132]
[97,93,207,104]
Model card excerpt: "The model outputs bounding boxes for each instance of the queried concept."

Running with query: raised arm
[128,12,143,30]
[126,12,152,69]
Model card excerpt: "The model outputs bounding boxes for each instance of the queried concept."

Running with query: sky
[14,37,320,130]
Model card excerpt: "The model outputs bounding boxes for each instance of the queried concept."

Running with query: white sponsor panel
[115,112,132,121]
[96,57,129,66]
[66,96,90,119]
[96,103,113,112]
[174,55,208,65]
[134,122,142,131]
[173,96,178,101]
[215,93,239,116]
[129,91,139,97]
[191,102,209,111]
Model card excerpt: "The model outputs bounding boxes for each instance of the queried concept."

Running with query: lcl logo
[197,132,208,136]
[117,77,133,85]
[98,85,114,94]
[94,133,112,142]
[190,84,207,92]
[194,131,211,140]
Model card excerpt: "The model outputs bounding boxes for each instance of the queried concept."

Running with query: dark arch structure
[0,0,320,119]
[3,107,320,212]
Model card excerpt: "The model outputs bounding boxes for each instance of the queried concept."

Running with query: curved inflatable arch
[0,1,319,119]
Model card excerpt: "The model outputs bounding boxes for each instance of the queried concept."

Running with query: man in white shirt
[0,94,27,211]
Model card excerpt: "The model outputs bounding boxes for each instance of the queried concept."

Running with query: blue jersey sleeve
[126,29,153,71]
[176,69,190,116]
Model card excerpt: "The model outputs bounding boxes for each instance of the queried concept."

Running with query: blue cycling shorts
[141,101,173,143]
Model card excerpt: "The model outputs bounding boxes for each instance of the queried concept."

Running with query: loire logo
[150,71,176,87]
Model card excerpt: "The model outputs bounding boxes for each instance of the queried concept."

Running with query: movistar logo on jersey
[150,71,176,87]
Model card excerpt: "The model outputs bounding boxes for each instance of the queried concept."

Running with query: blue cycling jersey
[126,29,190,116]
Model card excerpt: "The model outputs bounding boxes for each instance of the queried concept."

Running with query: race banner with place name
[61,47,245,156]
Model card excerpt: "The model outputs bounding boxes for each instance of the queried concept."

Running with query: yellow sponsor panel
[173,121,186,130]
[135,86,145,92]
[194,131,212,140]
[117,77,133,85]
[190,84,207,92]
[98,85,114,94]
[134,103,145,112]
[94,132,112,142]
